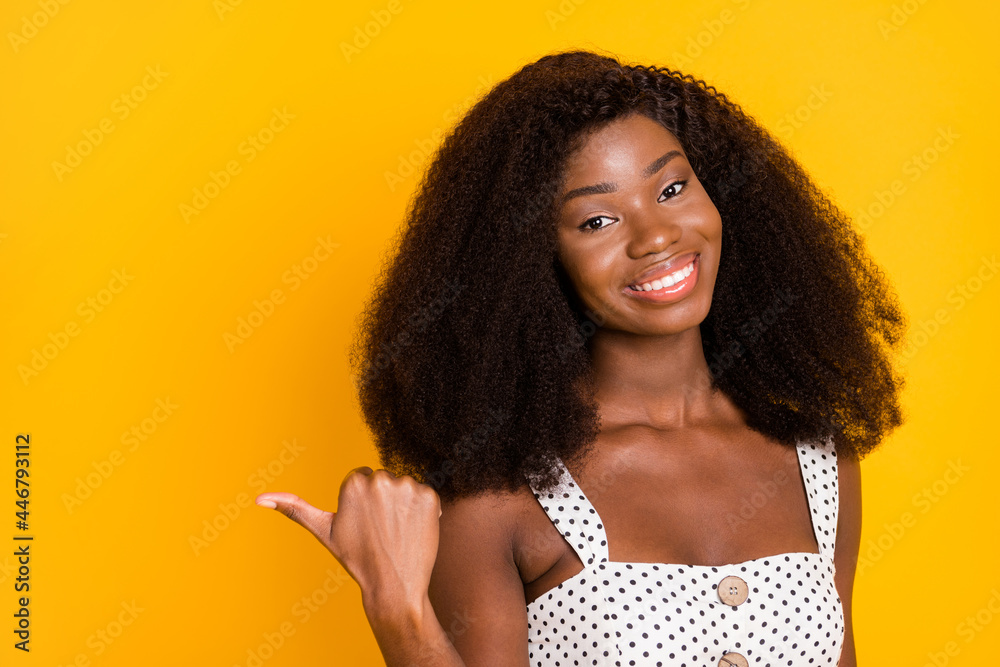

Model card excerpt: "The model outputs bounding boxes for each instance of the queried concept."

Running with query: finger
[350,466,399,479]
[255,492,334,547]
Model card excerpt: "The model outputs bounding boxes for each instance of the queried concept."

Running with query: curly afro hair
[348,49,908,501]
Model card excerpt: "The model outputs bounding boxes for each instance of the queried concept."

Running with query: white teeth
[629,259,696,292]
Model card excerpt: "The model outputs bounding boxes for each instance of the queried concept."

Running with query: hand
[256,467,443,616]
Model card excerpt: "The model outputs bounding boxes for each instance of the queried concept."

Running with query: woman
[256,50,906,666]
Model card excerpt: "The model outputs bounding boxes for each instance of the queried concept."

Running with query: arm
[257,469,529,666]
[834,451,862,667]
[363,594,466,667]
[426,492,531,666]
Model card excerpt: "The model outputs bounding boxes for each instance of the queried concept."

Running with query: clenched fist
[256,466,443,615]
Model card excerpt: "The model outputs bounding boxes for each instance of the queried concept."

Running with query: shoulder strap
[528,457,610,566]
[796,435,840,559]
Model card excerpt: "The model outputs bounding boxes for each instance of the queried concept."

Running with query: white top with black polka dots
[526,437,844,667]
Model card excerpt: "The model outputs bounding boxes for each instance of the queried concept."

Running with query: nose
[625,205,683,259]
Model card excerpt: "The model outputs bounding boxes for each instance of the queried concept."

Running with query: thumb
[256,492,335,550]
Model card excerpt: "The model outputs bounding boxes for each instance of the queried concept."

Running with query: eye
[659,179,688,201]
[578,215,617,233]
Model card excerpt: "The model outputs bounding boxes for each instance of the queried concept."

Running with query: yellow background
[2,0,997,665]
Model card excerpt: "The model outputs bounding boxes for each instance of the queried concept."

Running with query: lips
[623,254,700,304]
[626,252,699,290]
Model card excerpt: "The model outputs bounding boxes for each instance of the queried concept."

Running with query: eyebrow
[560,150,683,205]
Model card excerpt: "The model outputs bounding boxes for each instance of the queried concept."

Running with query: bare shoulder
[435,484,538,564]
[438,485,525,536]
[429,486,535,667]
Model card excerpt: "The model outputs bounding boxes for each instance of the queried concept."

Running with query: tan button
[719,652,749,667]
[717,575,748,606]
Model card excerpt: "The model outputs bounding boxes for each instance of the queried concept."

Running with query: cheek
[689,180,721,227]
[560,245,612,302]
[711,210,723,241]
[567,263,598,298]
[557,245,587,295]
[574,251,616,290]
[697,199,723,243]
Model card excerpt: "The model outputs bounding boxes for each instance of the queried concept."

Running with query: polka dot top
[526,437,844,667]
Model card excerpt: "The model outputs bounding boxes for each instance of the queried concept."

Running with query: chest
[517,429,823,604]
[526,553,845,667]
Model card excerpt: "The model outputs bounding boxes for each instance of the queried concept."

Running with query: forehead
[562,114,684,180]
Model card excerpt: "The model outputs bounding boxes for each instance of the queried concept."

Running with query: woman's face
[555,112,723,336]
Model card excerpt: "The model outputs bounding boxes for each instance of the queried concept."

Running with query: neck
[586,325,734,430]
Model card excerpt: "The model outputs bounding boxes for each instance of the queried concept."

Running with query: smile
[624,255,700,303]
[628,258,695,291]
